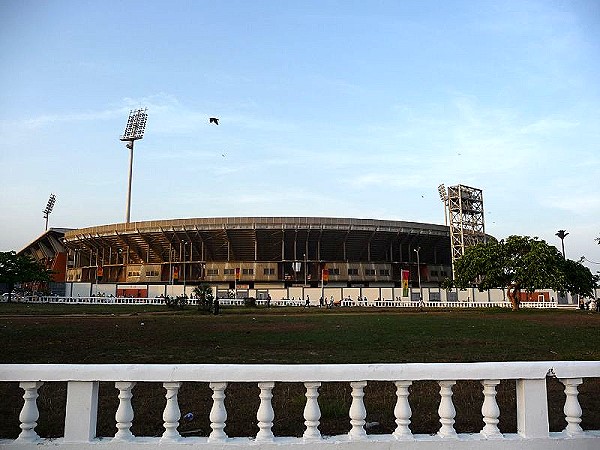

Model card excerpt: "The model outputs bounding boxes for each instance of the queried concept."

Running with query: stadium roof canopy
[18,227,73,260]
[63,217,451,265]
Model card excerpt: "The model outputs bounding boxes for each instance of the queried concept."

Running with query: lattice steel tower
[442,184,486,264]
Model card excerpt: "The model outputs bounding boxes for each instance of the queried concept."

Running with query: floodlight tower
[437,183,448,226]
[120,108,148,223]
[447,184,486,266]
[43,193,56,231]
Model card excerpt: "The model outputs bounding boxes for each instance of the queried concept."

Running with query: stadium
[58,216,452,297]
[16,184,496,301]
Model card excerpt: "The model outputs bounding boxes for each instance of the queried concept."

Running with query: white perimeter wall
[63,283,586,306]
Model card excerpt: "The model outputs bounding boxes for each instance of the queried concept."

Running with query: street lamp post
[183,241,188,296]
[169,244,172,284]
[414,247,422,301]
[93,251,98,297]
[89,250,96,298]
[556,230,569,258]
[304,253,307,286]
[320,266,325,303]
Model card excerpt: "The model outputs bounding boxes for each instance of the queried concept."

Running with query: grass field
[1,304,598,438]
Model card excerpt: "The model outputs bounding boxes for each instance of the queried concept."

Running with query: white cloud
[520,118,579,135]
[349,172,425,189]
[542,193,600,216]
[0,107,126,132]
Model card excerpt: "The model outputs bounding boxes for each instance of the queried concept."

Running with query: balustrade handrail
[3,361,597,382]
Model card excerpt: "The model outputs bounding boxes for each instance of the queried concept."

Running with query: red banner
[235,267,240,280]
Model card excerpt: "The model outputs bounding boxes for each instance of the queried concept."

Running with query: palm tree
[192,284,214,312]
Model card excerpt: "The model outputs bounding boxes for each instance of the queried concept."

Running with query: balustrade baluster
[480,379,502,439]
[303,382,321,440]
[161,382,181,442]
[348,381,368,440]
[16,381,43,442]
[114,381,136,441]
[256,382,275,441]
[560,378,584,437]
[208,382,228,442]
[437,380,457,438]
[393,380,413,439]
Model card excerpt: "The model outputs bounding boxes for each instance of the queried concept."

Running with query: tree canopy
[452,235,597,310]
[0,251,53,301]
[192,284,215,313]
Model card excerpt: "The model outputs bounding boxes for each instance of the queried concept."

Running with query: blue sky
[1,0,599,269]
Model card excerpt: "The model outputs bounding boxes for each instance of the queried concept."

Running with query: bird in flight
[209,117,219,125]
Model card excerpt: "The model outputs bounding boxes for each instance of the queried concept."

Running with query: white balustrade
[113,381,136,441]
[208,382,228,442]
[437,380,457,438]
[392,380,412,439]
[256,382,275,441]
[348,380,368,440]
[16,381,43,442]
[560,377,584,437]
[480,379,502,439]
[29,294,562,309]
[1,362,599,449]
[161,382,181,442]
[302,382,321,440]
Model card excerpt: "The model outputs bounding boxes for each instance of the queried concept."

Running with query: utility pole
[414,247,422,301]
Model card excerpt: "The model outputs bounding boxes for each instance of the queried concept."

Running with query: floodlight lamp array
[43,193,56,216]
[120,108,148,141]
[438,184,448,203]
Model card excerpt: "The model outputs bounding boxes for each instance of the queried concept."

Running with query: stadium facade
[45,217,453,296]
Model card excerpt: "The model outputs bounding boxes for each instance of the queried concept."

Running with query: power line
[582,256,600,265]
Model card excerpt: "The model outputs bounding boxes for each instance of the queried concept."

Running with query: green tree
[452,235,596,310]
[563,258,598,298]
[193,284,214,313]
[0,251,53,302]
